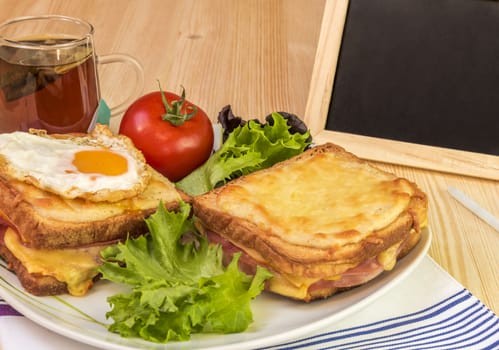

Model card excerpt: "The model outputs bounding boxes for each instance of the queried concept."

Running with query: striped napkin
[262,288,498,350]
[1,257,498,350]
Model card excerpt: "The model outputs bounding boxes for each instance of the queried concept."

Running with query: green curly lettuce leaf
[176,111,311,196]
[99,201,272,343]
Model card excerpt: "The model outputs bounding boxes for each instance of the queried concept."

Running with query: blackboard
[327,0,499,156]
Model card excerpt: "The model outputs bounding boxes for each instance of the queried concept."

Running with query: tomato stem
[158,82,198,126]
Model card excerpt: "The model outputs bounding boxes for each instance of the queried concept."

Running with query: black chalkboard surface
[327,0,499,156]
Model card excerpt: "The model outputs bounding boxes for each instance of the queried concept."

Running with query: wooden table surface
[1,0,497,316]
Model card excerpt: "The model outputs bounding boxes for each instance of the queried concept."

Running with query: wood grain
[304,0,348,135]
[1,0,497,315]
[0,0,324,131]
[315,130,499,181]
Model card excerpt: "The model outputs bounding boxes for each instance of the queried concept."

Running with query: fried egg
[0,124,151,202]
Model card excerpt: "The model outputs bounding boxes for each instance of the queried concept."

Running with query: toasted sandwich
[193,142,428,302]
[0,125,187,296]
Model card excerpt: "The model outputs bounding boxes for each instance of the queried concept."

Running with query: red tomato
[119,88,214,182]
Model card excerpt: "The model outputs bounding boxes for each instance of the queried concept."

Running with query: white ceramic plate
[0,228,431,350]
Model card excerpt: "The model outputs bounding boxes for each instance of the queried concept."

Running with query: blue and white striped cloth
[1,257,498,350]
[261,288,498,350]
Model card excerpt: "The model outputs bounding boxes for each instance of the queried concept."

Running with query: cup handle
[96,54,144,116]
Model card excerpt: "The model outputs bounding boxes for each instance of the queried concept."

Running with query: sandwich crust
[193,142,428,299]
[196,205,422,278]
[0,167,188,249]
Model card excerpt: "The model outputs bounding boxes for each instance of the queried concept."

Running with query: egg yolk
[72,150,128,176]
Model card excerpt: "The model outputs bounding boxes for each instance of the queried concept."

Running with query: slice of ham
[307,257,384,297]
[205,230,387,291]
[206,230,260,275]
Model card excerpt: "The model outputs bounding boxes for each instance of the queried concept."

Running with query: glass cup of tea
[0,15,144,134]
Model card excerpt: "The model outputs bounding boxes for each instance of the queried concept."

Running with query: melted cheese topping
[4,228,102,296]
[216,151,415,248]
[9,168,181,222]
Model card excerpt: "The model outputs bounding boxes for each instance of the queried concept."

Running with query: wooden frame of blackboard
[303,0,499,181]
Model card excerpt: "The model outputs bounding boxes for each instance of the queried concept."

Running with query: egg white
[0,126,151,202]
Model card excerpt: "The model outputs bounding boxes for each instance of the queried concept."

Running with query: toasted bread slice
[193,142,427,301]
[0,166,188,249]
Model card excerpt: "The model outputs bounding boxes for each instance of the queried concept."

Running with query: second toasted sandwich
[193,143,428,301]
